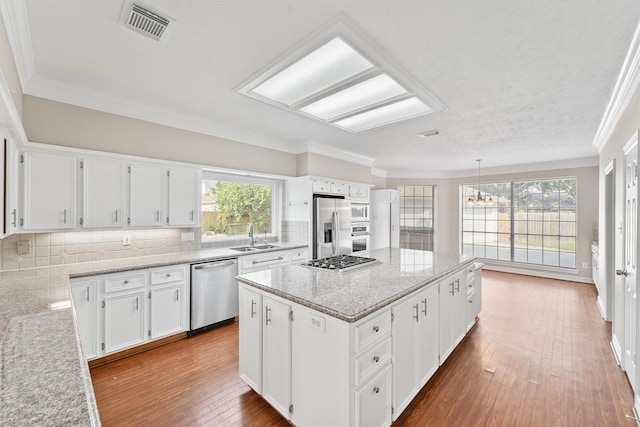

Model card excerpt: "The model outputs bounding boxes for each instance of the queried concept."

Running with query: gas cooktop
[303,255,379,272]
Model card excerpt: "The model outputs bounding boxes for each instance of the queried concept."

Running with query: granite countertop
[237,248,475,322]
[0,242,306,427]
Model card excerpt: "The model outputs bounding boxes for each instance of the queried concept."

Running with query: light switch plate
[181,232,194,242]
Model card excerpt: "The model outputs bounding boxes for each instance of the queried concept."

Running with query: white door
[21,151,76,230]
[82,157,125,228]
[70,280,100,360]
[149,284,184,339]
[104,291,146,354]
[262,296,291,418]
[239,285,263,393]
[622,142,638,392]
[167,167,200,226]
[129,163,165,227]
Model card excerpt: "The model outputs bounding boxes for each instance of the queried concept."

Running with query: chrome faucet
[248,223,255,247]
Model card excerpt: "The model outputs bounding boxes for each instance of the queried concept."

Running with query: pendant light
[467,159,495,206]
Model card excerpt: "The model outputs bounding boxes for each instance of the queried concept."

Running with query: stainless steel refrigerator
[313,196,352,259]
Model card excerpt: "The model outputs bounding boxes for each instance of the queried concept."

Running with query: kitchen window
[461,178,577,269]
[201,172,280,242]
[399,185,435,251]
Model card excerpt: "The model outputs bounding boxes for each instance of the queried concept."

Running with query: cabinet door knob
[166,273,171,278]
[373,386,380,394]
[372,325,379,333]
[373,356,380,363]
[124,280,129,284]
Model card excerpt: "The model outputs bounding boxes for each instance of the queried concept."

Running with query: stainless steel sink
[230,244,278,252]
[230,247,259,252]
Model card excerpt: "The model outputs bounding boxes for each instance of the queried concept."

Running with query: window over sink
[201,172,281,243]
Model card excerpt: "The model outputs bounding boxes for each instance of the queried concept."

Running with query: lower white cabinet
[70,279,100,360]
[104,289,146,354]
[391,284,439,418]
[465,263,483,331]
[70,264,189,360]
[262,296,292,418]
[238,284,293,419]
[355,364,392,427]
[239,285,263,392]
[439,269,467,364]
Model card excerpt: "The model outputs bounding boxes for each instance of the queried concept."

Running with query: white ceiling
[6,0,640,176]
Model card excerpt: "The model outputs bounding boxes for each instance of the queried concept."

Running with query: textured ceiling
[10,0,640,176]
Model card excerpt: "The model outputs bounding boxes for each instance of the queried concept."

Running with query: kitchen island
[236,248,478,427]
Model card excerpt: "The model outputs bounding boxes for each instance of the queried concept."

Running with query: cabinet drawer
[354,338,392,386]
[104,272,146,292]
[354,309,391,353]
[289,248,308,262]
[240,252,291,272]
[150,266,186,285]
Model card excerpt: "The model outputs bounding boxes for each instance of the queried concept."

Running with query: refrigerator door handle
[332,211,337,256]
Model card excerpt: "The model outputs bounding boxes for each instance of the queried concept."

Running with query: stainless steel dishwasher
[189,258,238,335]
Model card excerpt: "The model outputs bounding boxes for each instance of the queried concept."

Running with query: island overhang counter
[236,248,479,427]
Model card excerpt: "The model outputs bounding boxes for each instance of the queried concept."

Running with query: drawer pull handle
[124,280,129,284]
[469,300,473,303]
[413,303,419,322]
[373,355,380,363]
[455,278,460,292]
[372,325,379,333]
[265,307,272,325]
[86,286,90,302]
[253,256,284,265]
[176,289,179,301]
[373,386,380,394]
[251,300,257,318]
[422,298,427,316]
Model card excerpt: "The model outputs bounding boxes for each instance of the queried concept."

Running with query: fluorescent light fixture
[237,21,444,133]
[300,73,407,120]
[334,97,433,132]
[251,38,373,106]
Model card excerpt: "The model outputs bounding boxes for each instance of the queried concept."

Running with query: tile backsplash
[0,228,201,271]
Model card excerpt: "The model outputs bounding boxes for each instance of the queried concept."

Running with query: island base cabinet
[290,306,351,427]
[439,270,466,364]
[262,295,292,419]
[239,286,263,393]
[355,364,392,427]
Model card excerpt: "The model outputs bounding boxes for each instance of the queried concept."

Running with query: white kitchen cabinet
[104,290,146,354]
[312,179,347,196]
[149,265,187,340]
[354,364,392,427]
[81,157,125,228]
[392,284,439,418]
[129,162,165,227]
[70,279,100,360]
[20,150,76,230]
[439,269,467,364]
[4,136,19,235]
[465,263,482,332]
[349,183,369,201]
[167,167,201,227]
[239,285,263,393]
[262,295,293,419]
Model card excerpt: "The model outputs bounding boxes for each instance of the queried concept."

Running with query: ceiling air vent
[125,3,172,41]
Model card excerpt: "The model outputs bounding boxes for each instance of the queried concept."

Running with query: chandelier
[467,159,494,206]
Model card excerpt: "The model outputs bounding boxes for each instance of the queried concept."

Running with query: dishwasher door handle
[193,260,237,270]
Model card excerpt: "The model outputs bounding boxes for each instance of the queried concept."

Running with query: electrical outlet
[181,232,194,242]
[123,235,131,246]
[582,262,588,269]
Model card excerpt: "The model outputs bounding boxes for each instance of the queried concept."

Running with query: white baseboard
[597,296,607,320]
[482,263,593,284]
[611,335,623,366]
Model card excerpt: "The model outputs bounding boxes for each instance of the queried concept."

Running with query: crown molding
[380,156,599,179]
[0,0,34,88]
[304,141,375,167]
[24,74,302,154]
[593,19,640,151]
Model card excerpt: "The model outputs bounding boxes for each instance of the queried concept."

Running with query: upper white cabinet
[81,157,126,228]
[349,183,369,201]
[20,151,76,230]
[129,163,166,227]
[167,167,201,227]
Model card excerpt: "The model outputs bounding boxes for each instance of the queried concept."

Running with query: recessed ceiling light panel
[237,19,444,133]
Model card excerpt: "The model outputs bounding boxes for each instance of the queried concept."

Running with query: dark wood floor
[90,271,636,426]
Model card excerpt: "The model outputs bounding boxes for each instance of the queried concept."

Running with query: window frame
[200,170,283,244]
[460,177,578,270]
[398,185,436,251]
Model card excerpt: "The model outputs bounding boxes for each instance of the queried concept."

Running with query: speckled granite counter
[237,248,475,322]
[0,243,305,427]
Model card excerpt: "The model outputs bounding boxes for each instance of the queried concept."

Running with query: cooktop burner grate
[302,254,379,272]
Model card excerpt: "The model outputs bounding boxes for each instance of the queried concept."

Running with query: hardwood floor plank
[91,271,636,426]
